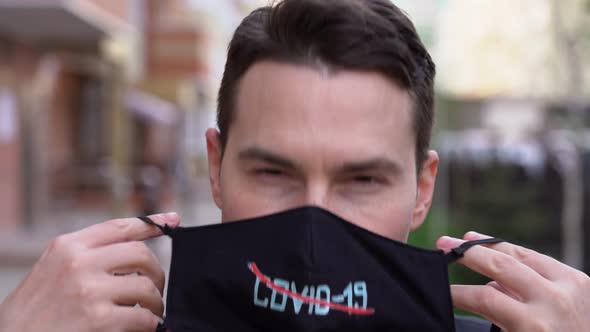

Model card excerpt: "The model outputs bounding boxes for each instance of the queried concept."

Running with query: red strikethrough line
[248,262,375,315]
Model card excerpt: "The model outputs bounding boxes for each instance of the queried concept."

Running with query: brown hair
[217,0,436,170]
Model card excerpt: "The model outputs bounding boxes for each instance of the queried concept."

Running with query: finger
[487,281,520,301]
[437,236,548,301]
[451,284,523,331]
[69,212,180,248]
[110,306,161,332]
[106,275,164,318]
[463,231,569,281]
[92,241,165,295]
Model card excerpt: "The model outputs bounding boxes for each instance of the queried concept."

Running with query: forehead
[230,60,415,166]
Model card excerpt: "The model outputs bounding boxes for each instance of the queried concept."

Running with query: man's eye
[255,168,284,177]
[346,175,388,190]
[353,175,379,184]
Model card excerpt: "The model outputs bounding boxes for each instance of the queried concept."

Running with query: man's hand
[0,212,179,332]
[437,232,590,332]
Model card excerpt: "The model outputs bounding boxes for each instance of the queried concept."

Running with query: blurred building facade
[0,0,226,232]
[0,0,243,301]
[0,0,266,234]
[0,0,133,231]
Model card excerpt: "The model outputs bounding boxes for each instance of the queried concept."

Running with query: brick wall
[0,140,20,230]
[0,57,21,230]
[145,0,206,80]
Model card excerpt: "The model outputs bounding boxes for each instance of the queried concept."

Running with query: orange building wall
[0,47,22,230]
[0,122,21,230]
[145,0,206,80]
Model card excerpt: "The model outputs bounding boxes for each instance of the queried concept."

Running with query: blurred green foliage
[409,161,562,318]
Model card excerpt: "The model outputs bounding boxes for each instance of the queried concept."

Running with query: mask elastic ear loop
[445,238,504,264]
[138,216,175,237]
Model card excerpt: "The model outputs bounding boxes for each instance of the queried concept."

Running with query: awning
[0,0,129,44]
[126,89,180,126]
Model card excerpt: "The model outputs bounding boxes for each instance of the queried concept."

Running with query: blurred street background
[0,0,589,304]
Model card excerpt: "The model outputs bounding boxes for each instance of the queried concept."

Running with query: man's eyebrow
[237,147,297,169]
[335,158,403,175]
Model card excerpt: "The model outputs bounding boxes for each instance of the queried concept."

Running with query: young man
[1,0,589,331]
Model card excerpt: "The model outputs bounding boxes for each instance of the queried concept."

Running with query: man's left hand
[437,232,590,332]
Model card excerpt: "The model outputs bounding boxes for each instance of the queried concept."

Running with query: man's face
[206,61,438,241]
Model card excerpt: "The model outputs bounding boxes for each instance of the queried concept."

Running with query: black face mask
[140,206,502,332]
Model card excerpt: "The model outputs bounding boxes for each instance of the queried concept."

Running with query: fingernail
[466,231,490,239]
[165,212,178,219]
[155,212,178,222]
[438,236,462,247]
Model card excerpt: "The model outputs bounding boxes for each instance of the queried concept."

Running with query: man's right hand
[0,212,179,332]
